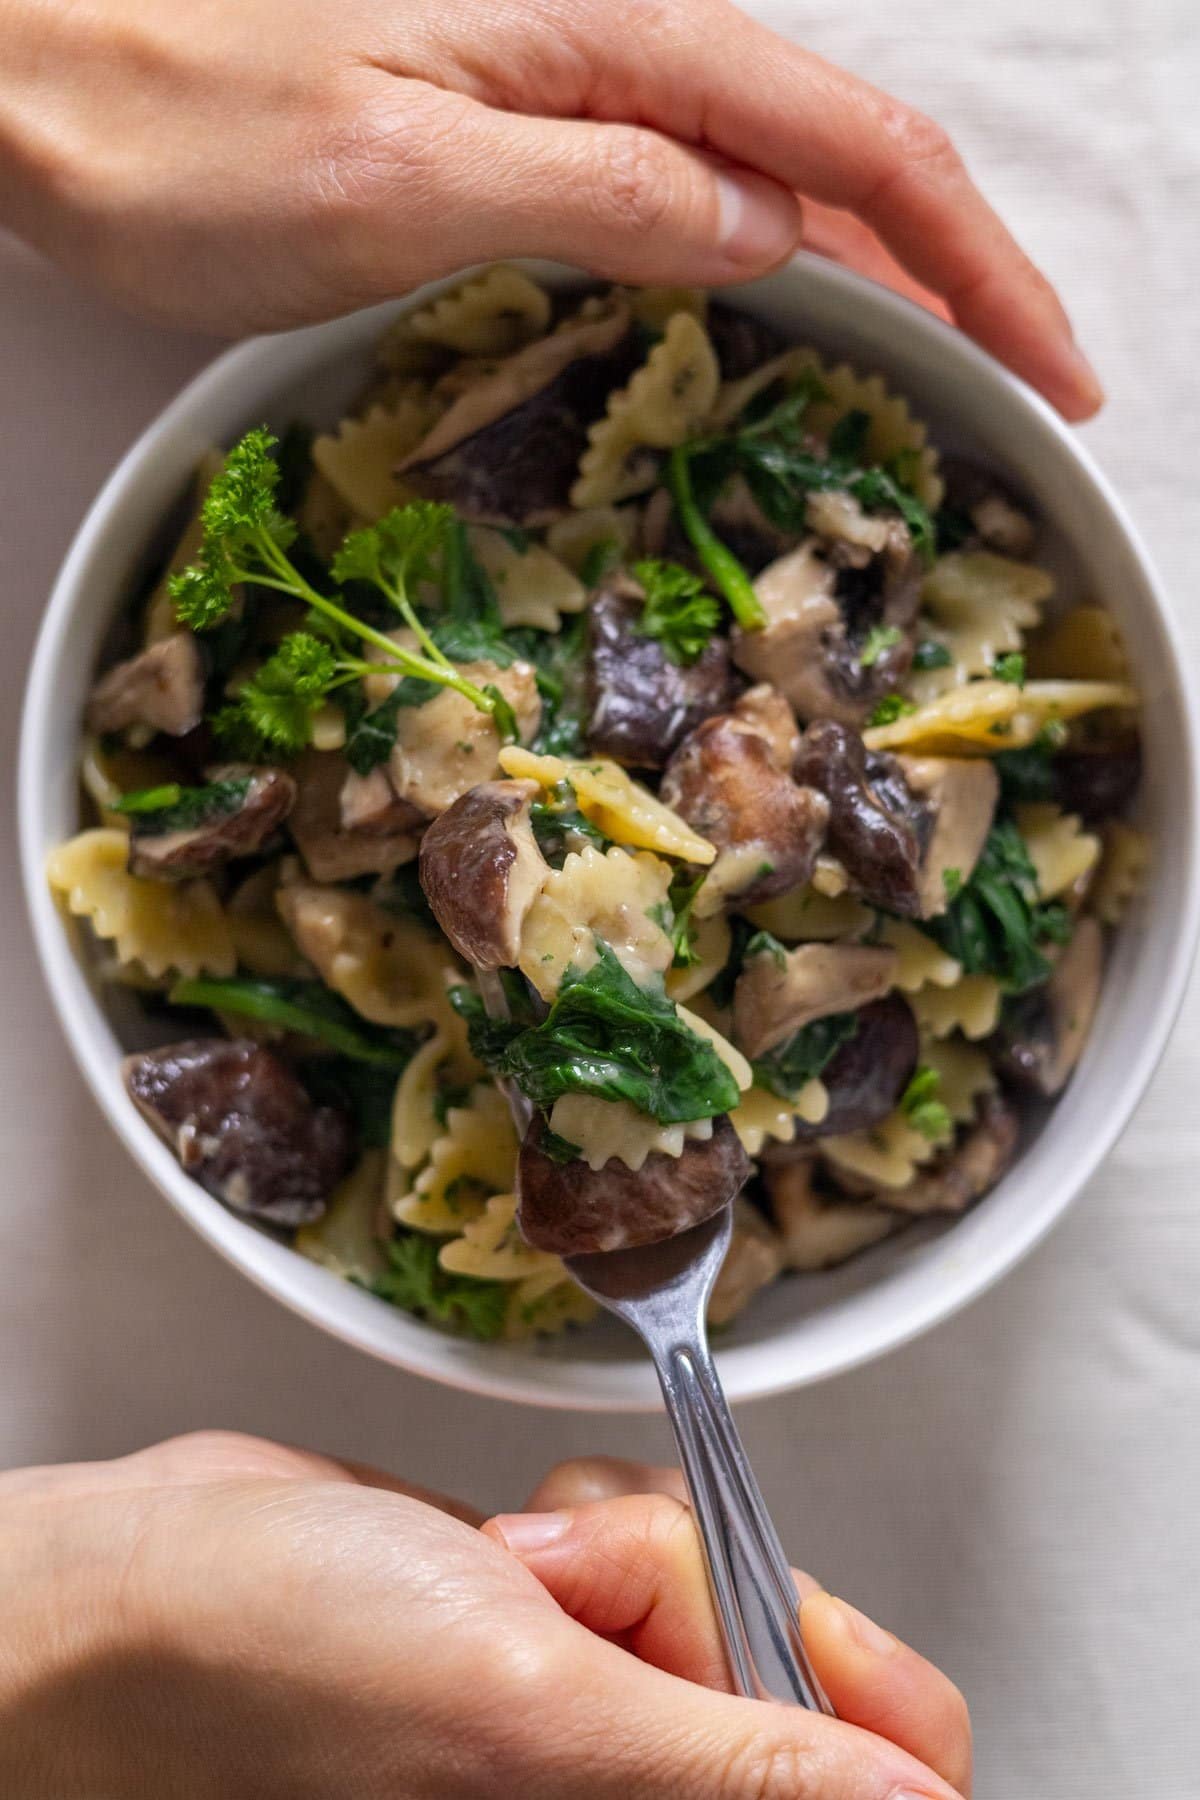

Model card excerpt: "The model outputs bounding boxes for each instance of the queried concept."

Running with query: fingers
[799,1594,973,1797]
[488,1492,970,1794]
[485,1491,819,1691]
[323,78,801,299]
[382,0,1101,417]
[798,200,952,322]
[523,1456,688,1510]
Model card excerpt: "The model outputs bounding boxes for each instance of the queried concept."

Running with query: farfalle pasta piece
[744,888,873,943]
[1089,821,1150,925]
[393,1084,518,1234]
[820,1032,990,1186]
[1015,803,1101,900]
[47,828,235,979]
[519,843,673,999]
[544,504,636,575]
[911,975,1002,1041]
[499,746,716,863]
[1026,605,1131,681]
[730,1080,828,1156]
[876,919,962,993]
[674,1003,754,1094]
[398,266,552,357]
[438,1192,559,1282]
[910,552,1054,701]
[277,883,459,1029]
[548,1095,715,1173]
[570,312,720,507]
[503,1274,598,1339]
[312,388,438,522]
[863,678,1138,756]
[922,1034,996,1123]
[467,527,586,632]
[296,1150,389,1284]
[227,864,312,980]
[707,347,942,506]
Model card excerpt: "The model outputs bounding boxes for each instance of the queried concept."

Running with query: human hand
[0,0,1098,416]
[0,1431,969,1799]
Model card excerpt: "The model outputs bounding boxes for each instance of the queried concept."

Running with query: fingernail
[715,168,802,268]
[1064,339,1105,412]
[827,1594,900,1657]
[488,1510,572,1555]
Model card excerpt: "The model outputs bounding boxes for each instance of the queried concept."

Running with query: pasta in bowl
[22,257,1195,1407]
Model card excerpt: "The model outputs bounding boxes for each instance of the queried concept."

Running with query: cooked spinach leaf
[751,1011,859,1101]
[168,975,419,1066]
[369,1233,508,1339]
[113,777,251,835]
[925,820,1072,993]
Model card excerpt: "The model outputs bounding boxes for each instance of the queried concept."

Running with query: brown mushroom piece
[127,765,296,881]
[123,1039,354,1227]
[794,722,998,918]
[1051,741,1142,824]
[765,1159,900,1270]
[883,1092,1020,1215]
[940,456,1037,557]
[289,749,420,882]
[995,916,1103,1097]
[659,688,829,911]
[731,516,922,728]
[516,1113,750,1257]
[398,300,640,524]
[381,657,541,818]
[783,995,919,1140]
[732,941,898,1061]
[708,1197,785,1327]
[86,632,205,738]
[339,765,425,837]
[418,779,549,970]
[584,575,739,769]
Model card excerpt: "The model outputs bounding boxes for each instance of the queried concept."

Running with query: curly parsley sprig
[171,431,516,754]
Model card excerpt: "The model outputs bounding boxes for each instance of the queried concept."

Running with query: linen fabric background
[2,3,1197,1792]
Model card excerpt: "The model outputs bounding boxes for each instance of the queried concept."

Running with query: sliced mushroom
[584,575,739,769]
[660,692,829,912]
[901,755,999,916]
[778,994,918,1140]
[386,659,540,818]
[708,1197,785,1327]
[339,766,425,837]
[86,632,205,738]
[419,779,549,969]
[399,299,638,523]
[127,765,296,881]
[123,1039,353,1226]
[995,916,1103,1097]
[732,519,921,727]
[732,941,897,1060]
[1051,741,1141,824]
[765,1159,900,1270]
[289,750,420,882]
[884,1092,1019,1215]
[516,1112,750,1256]
[730,682,800,771]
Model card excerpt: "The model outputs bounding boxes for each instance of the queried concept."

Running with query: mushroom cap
[123,1039,353,1226]
[584,578,739,769]
[516,1112,750,1257]
[660,705,829,912]
[418,778,548,970]
[127,766,296,882]
[795,720,925,916]
[790,994,919,1139]
[399,301,639,524]
[732,940,899,1060]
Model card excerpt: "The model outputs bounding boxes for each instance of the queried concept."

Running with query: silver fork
[479,972,833,1710]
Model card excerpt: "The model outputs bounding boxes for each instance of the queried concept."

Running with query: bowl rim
[19,251,1200,1411]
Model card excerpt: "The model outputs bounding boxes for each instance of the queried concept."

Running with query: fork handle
[654,1334,834,1709]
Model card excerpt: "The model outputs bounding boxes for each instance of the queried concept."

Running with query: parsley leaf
[449,942,740,1125]
[899,1065,953,1141]
[867,694,918,727]
[993,652,1026,687]
[751,1011,860,1102]
[369,1233,508,1339]
[215,631,338,756]
[926,820,1073,993]
[630,559,721,665]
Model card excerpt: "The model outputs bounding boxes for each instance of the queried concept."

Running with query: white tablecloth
[2,3,1197,1792]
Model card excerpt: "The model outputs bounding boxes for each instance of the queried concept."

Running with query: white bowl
[19,255,1200,1410]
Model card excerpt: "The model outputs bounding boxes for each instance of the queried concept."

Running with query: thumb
[346,82,802,295]
[486,1493,971,1796]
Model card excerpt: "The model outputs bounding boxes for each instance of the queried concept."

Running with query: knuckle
[594,125,678,240]
[711,1732,827,1800]
[312,85,475,221]
[884,104,961,182]
[148,1430,309,1480]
